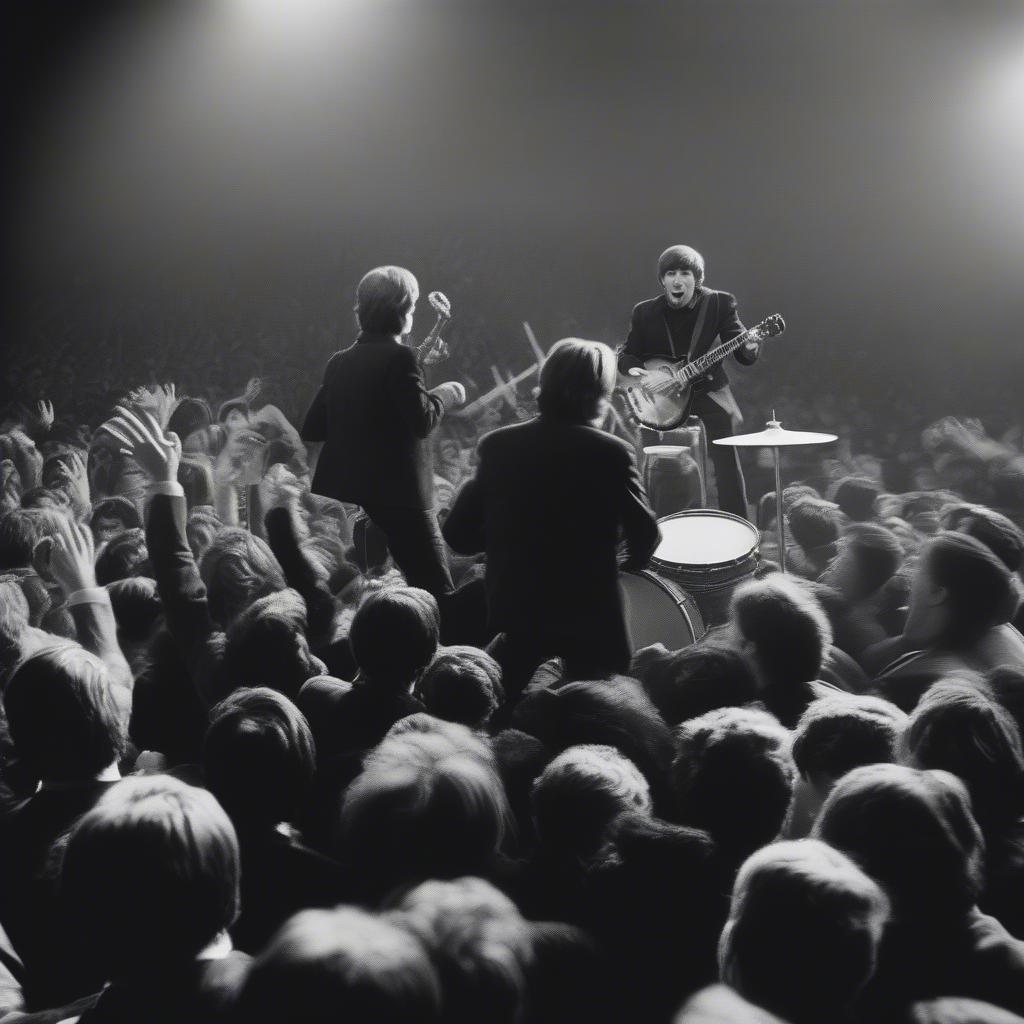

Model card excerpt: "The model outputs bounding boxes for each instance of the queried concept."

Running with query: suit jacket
[442,417,660,664]
[301,333,445,510]
[618,288,757,399]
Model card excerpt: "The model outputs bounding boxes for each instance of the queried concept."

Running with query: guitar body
[615,314,786,431]
[617,357,705,431]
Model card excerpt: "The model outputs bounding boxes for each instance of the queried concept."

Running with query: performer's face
[661,268,697,308]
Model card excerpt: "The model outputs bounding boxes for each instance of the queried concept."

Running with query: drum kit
[619,416,836,652]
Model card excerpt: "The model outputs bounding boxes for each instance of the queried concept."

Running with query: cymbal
[713,418,838,448]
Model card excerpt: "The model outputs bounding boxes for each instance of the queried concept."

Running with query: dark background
[5,0,1024,420]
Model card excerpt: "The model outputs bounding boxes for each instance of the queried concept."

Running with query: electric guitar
[414,291,453,367]
[617,313,786,431]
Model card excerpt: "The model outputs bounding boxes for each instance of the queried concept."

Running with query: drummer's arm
[721,293,759,366]
[619,450,660,571]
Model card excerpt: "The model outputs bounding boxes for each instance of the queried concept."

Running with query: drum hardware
[714,415,837,573]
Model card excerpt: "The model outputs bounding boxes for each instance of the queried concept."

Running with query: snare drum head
[654,511,759,567]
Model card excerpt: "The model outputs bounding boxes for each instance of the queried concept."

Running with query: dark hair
[5,644,126,781]
[672,707,795,864]
[731,575,832,686]
[657,244,705,285]
[107,575,163,643]
[60,776,240,971]
[842,522,904,594]
[721,839,889,1023]
[186,505,221,560]
[537,338,617,423]
[815,764,984,919]
[922,532,1020,644]
[415,646,504,730]
[532,744,652,860]
[167,396,213,441]
[177,457,215,508]
[512,677,674,788]
[237,907,441,1024]
[222,588,314,699]
[355,265,420,335]
[349,586,440,687]
[902,680,1024,831]
[94,527,151,586]
[0,508,39,569]
[634,640,760,726]
[791,694,907,782]
[985,666,1024,747]
[204,687,316,829]
[90,496,141,534]
[340,727,508,898]
[941,503,1024,573]
[199,527,286,628]
[787,498,841,554]
[833,476,880,522]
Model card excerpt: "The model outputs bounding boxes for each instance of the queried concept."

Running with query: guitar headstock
[428,291,452,319]
[754,313,785,340]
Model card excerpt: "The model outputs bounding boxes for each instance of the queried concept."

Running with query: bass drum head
[618,570,706,653]
[652,509,760,568]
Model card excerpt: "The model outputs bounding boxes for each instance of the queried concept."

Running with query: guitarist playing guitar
[618,244,783,520]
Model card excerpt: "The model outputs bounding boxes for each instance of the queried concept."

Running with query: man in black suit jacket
[619,244,761,519]
[444,338,660,695]
[301,266,465,598]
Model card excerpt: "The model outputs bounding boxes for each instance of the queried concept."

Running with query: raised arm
[387,346,463,439]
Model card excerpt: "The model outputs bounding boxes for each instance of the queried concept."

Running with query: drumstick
[522,321,546,366]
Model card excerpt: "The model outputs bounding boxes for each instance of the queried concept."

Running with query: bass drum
[619,570,706,653]
[651,509,760,625]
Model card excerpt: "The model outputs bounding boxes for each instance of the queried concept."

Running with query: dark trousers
[688,394,749,519]
[359,504,454,598]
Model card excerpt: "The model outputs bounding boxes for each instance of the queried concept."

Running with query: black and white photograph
[3,0,1024,1021]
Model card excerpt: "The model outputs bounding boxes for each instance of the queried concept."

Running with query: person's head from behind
[730,574,832,689]
[719,839,889,1024]
[512,676,674,788]
[657,244,705,308]
[186,506,221,561]
[4,644,126,783]
[60,776,239,975]
[204,687,316,832]
[985,666,1024,748]
[222,588,320,699]
[355,265,419,337]
[634,639,760,727]
[532,744,652,864]
[392,877,529,1024]
[90,496,141,546]
[415,645,504,731]
[538,338,617,425]
[107,575,163,647]
[199,527,286,629]
[941,503,1024,574]
[672,707,794,866]
[901,679,1024,832]
[832,476,881,523]
[349,586,440,690]
[0,508,40,570]
[787,498,841,560]
[237,907,440,1024]
[788,694,907,837]
[820,522,904,602]
[903,532,1020,648]
[94,527,151,586]
[339,727,508,898]
[814,764,984,922]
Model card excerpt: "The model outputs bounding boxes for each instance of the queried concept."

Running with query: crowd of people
[1,305,1024,1024]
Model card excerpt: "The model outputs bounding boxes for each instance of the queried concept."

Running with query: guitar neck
[676,324,761,384]
[416,312,449,355]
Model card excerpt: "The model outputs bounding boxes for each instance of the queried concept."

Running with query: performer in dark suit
[619,244,761,519]
[443,338,660,694]
[301,266,465,598]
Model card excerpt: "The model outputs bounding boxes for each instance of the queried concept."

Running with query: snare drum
[619,570,705,653]
[651,510,760,624]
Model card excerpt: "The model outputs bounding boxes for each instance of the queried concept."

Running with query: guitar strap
[663,293,711,364]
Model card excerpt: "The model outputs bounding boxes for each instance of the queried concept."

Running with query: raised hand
[259,462,303,513]
[46,514,98,596]
[52,448,91,514]
[215,428,267,486]
[35,399,55,432]
[102,407,182,484]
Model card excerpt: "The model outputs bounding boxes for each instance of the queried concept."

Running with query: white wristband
[67,587,110,608]
[147,480,185,498]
